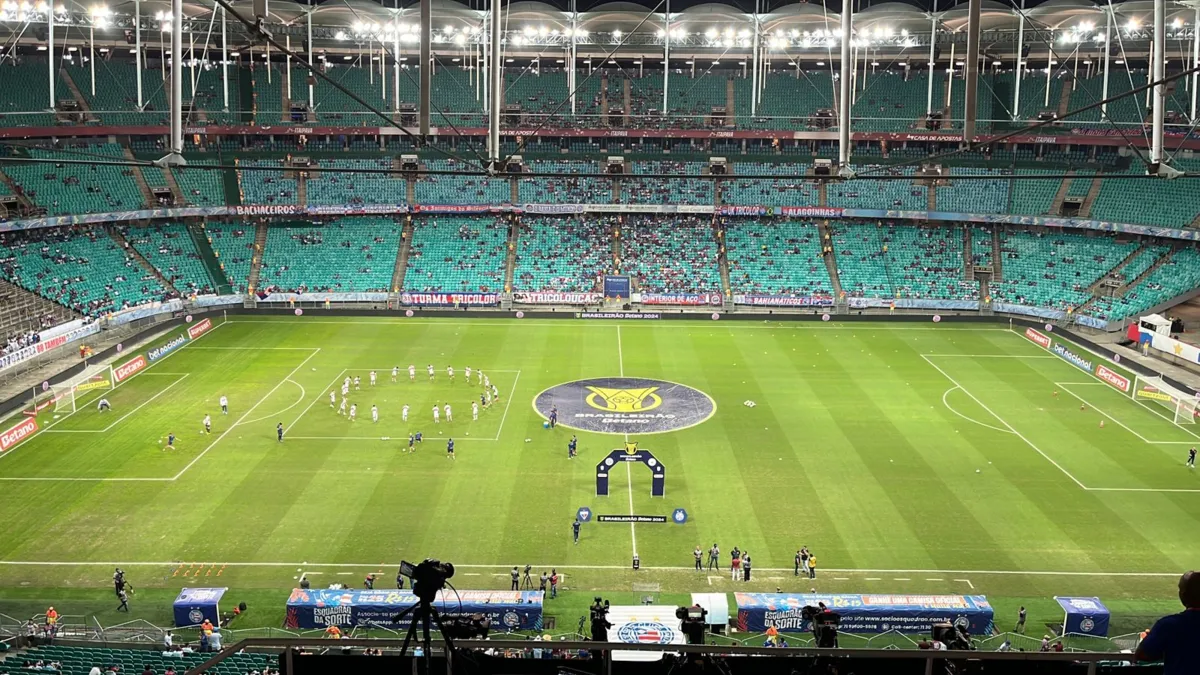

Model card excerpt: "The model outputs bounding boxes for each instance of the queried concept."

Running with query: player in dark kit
[277,422,284,442]
[568,435,577,459]
[1188,447,1196,468]
[447,438,455,459]
[549,407,558,428]
[572,519,581,544]
[165,432,176,450]
[408,433,415,453]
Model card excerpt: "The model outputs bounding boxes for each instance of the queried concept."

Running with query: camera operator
[510,567,519,591]
[589,598,612,642]
[802,604,840,648]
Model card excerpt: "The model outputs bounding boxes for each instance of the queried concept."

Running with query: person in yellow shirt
[808,555,817,579]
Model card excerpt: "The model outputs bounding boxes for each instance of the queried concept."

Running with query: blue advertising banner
[1055,597,1111,637]
[173,587,228,627]
[285,589,543,631]
[735,593,994,634]
[604,275,631,299]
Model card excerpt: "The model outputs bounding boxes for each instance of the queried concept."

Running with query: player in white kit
[444,403,452,423]
[447,366,454,382]
[369,371,377,386]
[219,395,229,414]
[409,364,416,382]
[339,398,348,415]
[349,404,357,421]
[472,401,479,421]
[330,391,337,408]
[433,405,440,423]
[483,374,490,389]
[465,366,472,382]
[427,364,435,381]
[391,366,399,383]
[402,404,409,422]
[371,405,379,423]
[341,382,350,398]
[353,375,361,391]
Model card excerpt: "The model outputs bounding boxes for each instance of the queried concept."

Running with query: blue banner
[604,275,630,299]
[173,587,227,627]
[285,589,543,631]
[1055,597,1110,636]
[735,593,994,635]
[148,334,187,362]
[1053,342,1094,372]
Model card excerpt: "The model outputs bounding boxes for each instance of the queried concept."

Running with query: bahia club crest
[533,377,716,435]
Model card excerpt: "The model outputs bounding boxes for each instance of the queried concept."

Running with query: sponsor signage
[187,317,214,339]
[597,514,669,523]
[577,312,661,320]
[114,355,147,382]
[285,589,543,630]
[535,377,716,435]
[0,416,38,452]
[1024,327,1052,349]
[513,291,602,304]
[75,378,112,393]
[1136,386,1174,402]
[149,334,188,362]
[1053,343,1093,372]
[735,593,994,635]
[1095,365,1131,393]
[400,292,498,306]
[1055,597,1111,637]
[640,293,722,306]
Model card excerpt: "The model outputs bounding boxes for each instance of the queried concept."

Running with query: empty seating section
[991,229,1135,310]
[1066,175,1094,198]
[971,227,993,268]
[1,644,274,675]
[752,72,835,129]
[1013,73,1064,120]
[1009,170,1063,215]
[852,72,937,131]
[430,69,485,126]
[620,216,720,293]
[238,160,297,205]
[831,222,891,298]
[1069,72,1146,125]
[721,164,817,207]
[1090,247,1200,320]
[308,159,407,206]
[623,161,712,204]
[937,168,1010,214]
[416,159,509,205]
[506,69,570,119]
[827,166,925,209]
[0,227,167,315]
[202,224,255,292]
[519,161,611,203]
[514,216,611,292]
[405,215,507,292]
[5,144,145,215]
[882,225,976,300]
[1115,245,1170,284]
[0,59,67,126]
[1090,161,1200,227]
[257,218,402,293]
[123,223,216,294]
[725,220,832,297]
[66,59,167,125]
[174,161,227,206]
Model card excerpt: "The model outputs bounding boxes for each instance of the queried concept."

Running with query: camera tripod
[393,598,456,675]
[520,567,534,590]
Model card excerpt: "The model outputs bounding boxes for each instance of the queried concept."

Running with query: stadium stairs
[1087,244,1149,294]
[963,227,973,282]
[1117,248,1175,296]
[1049,170,1075,215]
[123,148,157,208]
[108,227,177,296]
[816,220,844,299]
[57,69,98,123]
[247,223,268,294]
[390,217,414,293]
[297,172,307,207]
[716,221,732,302]
[1056,81,1073,119]
[162,167,186,205]
[0,278,81,339]
[221,165,241,206]
[0,169,35,215]
[187,223,234,294]
[991,228,1003,281]
[1080,173,1104,217]
[503,216,520,293]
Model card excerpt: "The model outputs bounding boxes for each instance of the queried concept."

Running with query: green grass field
[0,316,1196,639]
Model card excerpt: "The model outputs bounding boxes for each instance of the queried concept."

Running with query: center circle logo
[534,377,716,435]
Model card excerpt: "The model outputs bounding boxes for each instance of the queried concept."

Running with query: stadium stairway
[188,222,234,294]
[1117,248,1175,296]
[162,166,186,204]
[963,227,973,281]
[108,227,178,296]
[611,216,623,270]
[1056,80,1073,118]
[716,221,732,302]
[927,178,937,211]
[504,216,520,293]
[1087,243,1149,294]
[390,217,414,293]
[817,181,827,207]
[1049,170,1075,215]
[297,172,307,207]
[57,69,98,123]
[222,165,241,206]
[0,169,34,214]
[816,220,844,299]
[123,147,156,208]
[0,278,81,339]
[1080,173,1104,217]
[991,228,1003,281]
[247,223,268,293]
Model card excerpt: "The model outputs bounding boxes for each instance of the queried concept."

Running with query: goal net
[1133,375,1200,425]
[49,364,115,414]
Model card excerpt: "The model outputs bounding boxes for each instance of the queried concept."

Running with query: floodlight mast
[963,0,981,141]
[488,0,501,166]
[837,0,852,176]
[165,0,185,166]
[420,0,432,135]
[1150,0,1166,170]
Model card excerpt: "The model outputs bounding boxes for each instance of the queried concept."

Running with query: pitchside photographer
[588,598,612,642]
[802,604,840,649]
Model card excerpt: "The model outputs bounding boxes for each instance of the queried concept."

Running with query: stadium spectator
[1136,570,1200,673]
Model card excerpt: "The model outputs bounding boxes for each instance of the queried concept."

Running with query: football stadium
[1,0,1200,670]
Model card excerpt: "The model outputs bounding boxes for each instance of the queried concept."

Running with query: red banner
[1096,365,1131,394]
[0,417,38,452]
[513,291,602,304]
[400,292,498,306]
[114,355,147,382]
[187,318,213,340]
[1024,327,1052,349]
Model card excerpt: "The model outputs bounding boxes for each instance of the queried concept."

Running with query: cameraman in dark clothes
[1137,571,1200,674]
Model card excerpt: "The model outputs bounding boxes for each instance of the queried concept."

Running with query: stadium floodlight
[1134,376,1199,426]
[46,364,115,415]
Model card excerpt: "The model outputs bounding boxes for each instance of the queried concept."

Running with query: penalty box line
[1055,382,1200,446]
[42,373,191,435]
[286,369,522,442]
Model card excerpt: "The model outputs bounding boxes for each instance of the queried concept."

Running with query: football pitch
[0,316,1196,633]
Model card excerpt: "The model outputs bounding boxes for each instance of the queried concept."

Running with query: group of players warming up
[1053,390,1199,468]
[98,393,232,451]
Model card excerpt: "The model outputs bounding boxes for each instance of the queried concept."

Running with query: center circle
[532,377,717,435]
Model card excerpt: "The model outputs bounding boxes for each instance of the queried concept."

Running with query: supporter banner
[848,297,878,309]
[992,303,1068,321]
[400,292,499,306]
[0,322,101,373]
[0,416,38,453]
[37,318,90,342]
[521,203,586,215]
[779,206,844,218]
[640,293,722,306]
[1144,329,1200,366]
[410,204,505,214]
[1074,315,1109,330]
[285,589,543,631]
[149,335,188,362]
[577,312,662,320]
[735,593,994,635]
[114,355,148,383]
[232,204,301,216]
[192,294,245,308]
[1055,597,1111,637]
[586,204,716,214]
[108,299,185,327]
[733,295,833,307]
[304,204,404,216]
[513,291,602,304]
[259,292,390,303]
[187,318,214,340]
[839,297,979,311]
[719,206,770,216]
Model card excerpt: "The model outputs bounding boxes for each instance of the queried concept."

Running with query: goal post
[1133,375,1200,425]
[49,364,115,414]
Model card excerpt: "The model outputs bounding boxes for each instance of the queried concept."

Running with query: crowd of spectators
[619,215,721,293]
